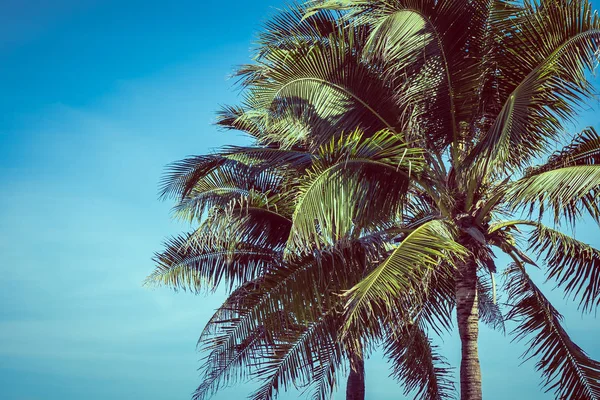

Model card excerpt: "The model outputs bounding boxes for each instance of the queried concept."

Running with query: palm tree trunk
[456,260,482,400]
[346,350,365,400]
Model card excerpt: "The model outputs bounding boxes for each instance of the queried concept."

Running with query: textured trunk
[346,350,365,400]
[456,260,482,400]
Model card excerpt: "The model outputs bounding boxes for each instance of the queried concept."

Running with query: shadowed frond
[146,220,281,293]
[477,272,505,333]
[250,309,343,400]
[466,0,600,173]
[241,20,402,147]
[528,223,600,313]
[529,127,600,174]
[385,321,456,400]
[505,263,600,400]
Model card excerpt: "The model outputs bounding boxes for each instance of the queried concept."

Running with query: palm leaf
[507,165,600,224]
[505,263,600,400]
[287,130,422,250]
[342,220,466,337]
[384,321,456,400]
[528,223,600,313]
[466,0,600,173]
[528,127,600,174]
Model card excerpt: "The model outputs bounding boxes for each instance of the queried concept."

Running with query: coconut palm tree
[148,125,457,400]
[213,1,600,399]
[150,1,600,399]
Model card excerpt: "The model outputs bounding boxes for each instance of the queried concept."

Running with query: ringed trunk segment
[456,260,483,400]
[346,350,366,400]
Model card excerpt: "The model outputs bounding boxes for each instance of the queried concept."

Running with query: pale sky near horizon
[1,1,599,399]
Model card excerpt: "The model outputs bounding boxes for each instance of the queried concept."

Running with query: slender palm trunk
[456,260,482,400]
[346,350,365,400]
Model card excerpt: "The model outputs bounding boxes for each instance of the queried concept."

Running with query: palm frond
[287,129,423,250]
[385,321,456,400]
[505,263,600,400]
[147,221,281,293]
[241,19,402,147]
[528,127,600,174]
[466,0,600,173]
[507,165,600,224]
[528,223,600,313]
[342,220,466,338]
[250,309,343,400]
[477,272,505,333]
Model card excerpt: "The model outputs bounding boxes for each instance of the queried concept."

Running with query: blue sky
[0,1,599,399]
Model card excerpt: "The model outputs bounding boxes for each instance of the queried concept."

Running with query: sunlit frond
[507,165,600,224]
[342,220,466,337]
[287,129,423,250]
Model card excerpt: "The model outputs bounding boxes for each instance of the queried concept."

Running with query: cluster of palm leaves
[147,1,600,399]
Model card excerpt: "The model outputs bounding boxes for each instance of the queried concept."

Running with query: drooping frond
[193,243,371,400]
[172,160,286,222]
[505,263,600,400]
[528,223,600,313]
[529,127,600,174]
[384,321,456,400]
[241,20,402,148]
[477,272,505,333]
[250,309,343,400]
[159,154,227,200]
[147,219,282,293]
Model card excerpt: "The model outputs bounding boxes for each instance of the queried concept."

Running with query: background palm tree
[150,1,600,399]
[148,127,446,399]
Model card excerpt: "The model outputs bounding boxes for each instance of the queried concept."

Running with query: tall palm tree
[213,1,600,399]
[150,1,600,399]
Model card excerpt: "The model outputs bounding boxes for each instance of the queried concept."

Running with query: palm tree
[148,126,451,399]
[211,1,600,399]
[150,1,600,399]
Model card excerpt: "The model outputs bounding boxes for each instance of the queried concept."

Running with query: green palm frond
[159,154,227,200]
[505,263,600,400]
[466,0,600,173]
[258,3,340,57]
[171,161,285,222]
[242,21,401,146]
[287,129,423,250]
[384,321,456,400]
[507,165,600,224]
[528,223,600,313]
[342,220,466,337]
